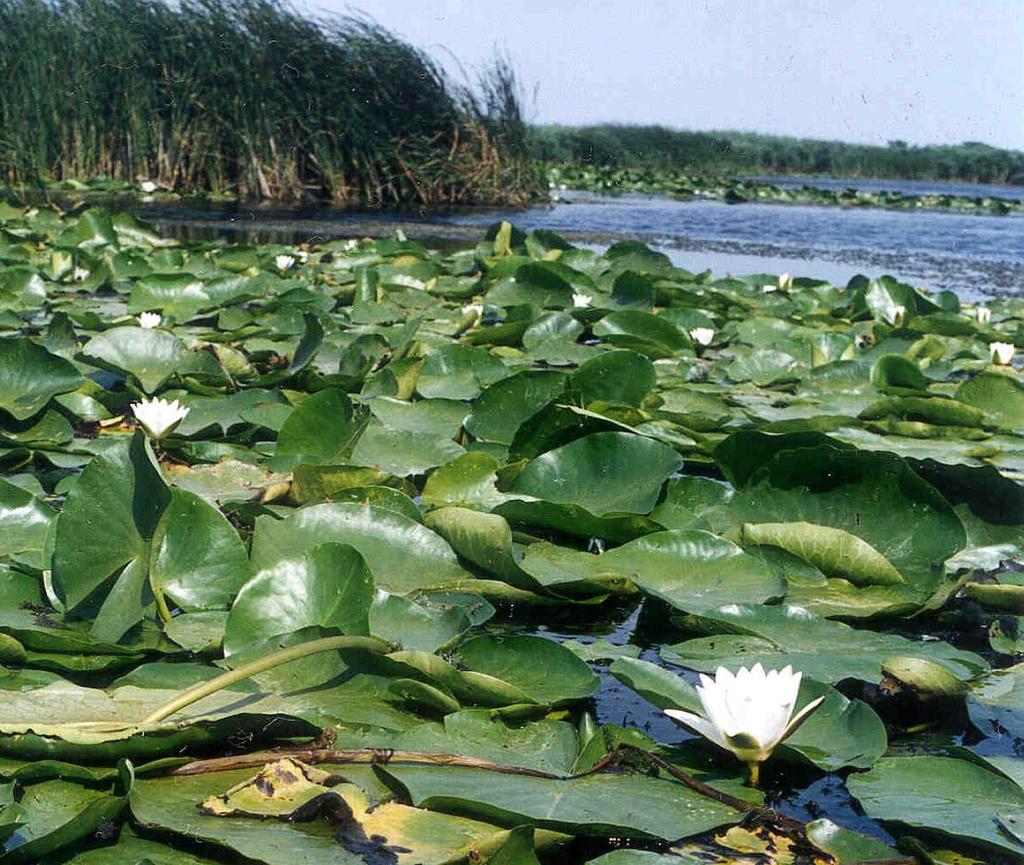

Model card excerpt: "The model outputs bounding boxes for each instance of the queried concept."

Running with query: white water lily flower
[761,284,777,294]
[140,181,158,193]
[665,663,824,786]
[461,303,483,317]
[275,254,296,272]
[132,397,190,440]
[572,293,592,308]
[990,341,1016,366]
[72,267,90,282]
[887,305,907,327]
[137,312,162,329]
[976,307,992,325]
[689,327,715,346]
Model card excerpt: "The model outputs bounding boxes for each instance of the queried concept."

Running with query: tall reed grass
[0,0,540,204]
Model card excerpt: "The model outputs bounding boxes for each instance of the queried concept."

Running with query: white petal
[697,678,734,736]
[664,709,729,750]
[778,695,826,744]
[697,672,717,691]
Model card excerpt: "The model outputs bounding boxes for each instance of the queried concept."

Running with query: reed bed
[0,0,541,204]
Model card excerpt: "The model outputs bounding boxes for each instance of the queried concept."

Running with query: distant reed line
[531,124,1024,186]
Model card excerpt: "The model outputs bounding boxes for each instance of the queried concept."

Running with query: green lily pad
[598,530,785,613]
[730,445,966,613]
[968,662,1024,739]
[224,542,374,656]
[661,603,986,685]
[453,635,599,706]
[251,503,470,594]
[508,432,682,516]
[275,388,364,465]
[2,779,125,863]
[466,370,567,444]
[51,432,170,640]
[350,421,465,476]
[848,756,1024,858]
[381,764,739,840]
[79,326,187,393]
[0,338,82,420]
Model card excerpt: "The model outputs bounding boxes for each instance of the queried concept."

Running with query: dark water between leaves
[133,177,1024,302]
[512,591,1012,855]
[120,182,1024,856]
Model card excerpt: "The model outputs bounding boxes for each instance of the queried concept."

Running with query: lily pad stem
[142,635,391,724]
[747,761,761,788]
[153,586,173,624]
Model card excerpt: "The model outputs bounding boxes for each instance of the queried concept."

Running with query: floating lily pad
[0,338,82,420]
[251,503,470,594]
[848,756,1024,858]
[662,603,986,685]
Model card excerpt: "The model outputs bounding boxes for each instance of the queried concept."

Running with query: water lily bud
[275,254,296,272]
[572,293,592,308]
[51,251,73,280]
[689,327,715,347]
[990,341,1016,366]
[779,272,793,290]
[887,305,907,327]
[132,397,190,440]
[137,312,162,329]
[881,656,966,698]
[664,663,824,786]
[975,307,992,325]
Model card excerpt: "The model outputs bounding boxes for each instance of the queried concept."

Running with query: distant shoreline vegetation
[544,164,1023,215]
[0,0,540,206]
[531,125,1024,187]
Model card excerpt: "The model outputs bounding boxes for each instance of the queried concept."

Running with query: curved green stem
[153,586,173,624]
[142,635,391,724]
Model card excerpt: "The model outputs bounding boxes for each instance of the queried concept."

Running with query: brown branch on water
[171,748,562,780]
[170,742,920,865]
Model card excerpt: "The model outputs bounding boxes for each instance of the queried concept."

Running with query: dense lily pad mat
[0,202,1020,862]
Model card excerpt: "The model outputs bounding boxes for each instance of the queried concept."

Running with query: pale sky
[299,0,1024,150]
